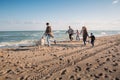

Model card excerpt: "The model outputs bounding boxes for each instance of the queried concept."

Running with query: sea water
[0,30,120,48]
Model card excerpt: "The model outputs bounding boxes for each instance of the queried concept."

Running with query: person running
[80,26,89,45]
[89,33,95,47]
[66,26,74,41]
[76,30,80,41]
[44,22,54,46]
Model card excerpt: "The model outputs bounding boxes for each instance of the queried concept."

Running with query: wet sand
[0,34,120,80]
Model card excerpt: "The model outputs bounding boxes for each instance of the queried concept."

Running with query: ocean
[0,30,120,48]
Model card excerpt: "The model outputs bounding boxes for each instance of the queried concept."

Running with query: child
[40,36,45,46]
[76,30,80,41]
[89,33,95,47]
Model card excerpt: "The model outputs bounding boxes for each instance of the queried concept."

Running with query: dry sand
[0,34,120,80]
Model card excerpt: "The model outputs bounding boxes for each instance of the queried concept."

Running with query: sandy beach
[0,34,120,80]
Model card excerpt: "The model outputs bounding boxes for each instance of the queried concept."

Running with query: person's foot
[84,43,86,45]
[47,44,51,47]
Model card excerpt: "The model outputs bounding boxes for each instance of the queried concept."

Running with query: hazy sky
[0,0,120,31]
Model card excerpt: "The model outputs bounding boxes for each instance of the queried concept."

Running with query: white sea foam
[0,40,36,48]
[31,33,40,37]
[118,32,120,34]
[101,32,107,35]
[54,30,60,33]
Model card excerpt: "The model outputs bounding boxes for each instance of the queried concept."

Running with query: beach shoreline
[0,34,120,80]
[0,30,120,48]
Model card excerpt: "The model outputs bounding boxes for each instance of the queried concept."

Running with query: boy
[89,33,95,47]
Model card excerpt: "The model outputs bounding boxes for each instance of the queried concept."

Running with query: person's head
[82,26,86,29]
[46,22,49,26]
[82,26,87,31]
[69,26,71,29]
[82,26,85,29]
[91,33,93,36]
[41,36,45,40]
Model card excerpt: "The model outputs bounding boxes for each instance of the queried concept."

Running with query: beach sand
[0,34,120,80]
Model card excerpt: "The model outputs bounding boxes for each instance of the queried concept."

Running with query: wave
[53,30,65,33]
[118,32,120,34]
[53,30,61,33]
[101,32,107,35]
[0,35,11,37]
[0,40,37,48]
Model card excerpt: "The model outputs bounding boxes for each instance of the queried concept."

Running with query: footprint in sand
[98,73,103,77]
[59,77,62,80]
[5,77,11,80]
[61,69,67,75]
[96,59,100,63]
[6,69,15,74]
[106,58,110,61]
[112,63,118,66]
[116,53,120,56]
[104,74,109,79]
[67,59,71,64]
[104,67,108,72]
[86,67,90,72]
[101,56,104,58]
[114,77,120,80]
[86,63,92,66]
[77,77,81,80]
[113,69,117,72]
[74,66,81,73]
[112,55,116,58]
[94,74,100,79]
[18,76,24,80]
[69,75,75,80]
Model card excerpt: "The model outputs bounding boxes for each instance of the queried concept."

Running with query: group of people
[66,26,95,46]
[40,22,95,47]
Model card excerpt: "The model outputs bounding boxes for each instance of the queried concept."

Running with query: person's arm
[87,31,89,37]
[49,26,52,33]
[66,30,68,34]
[44,27,48,36]
[80,30,82,35]
[94,36,95,40]
[45,27,48,33]
[89,35,91,38]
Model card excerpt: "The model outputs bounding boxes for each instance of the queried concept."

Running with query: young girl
[76,30,80,41]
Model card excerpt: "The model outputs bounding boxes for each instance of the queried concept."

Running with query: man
[44,22,54,46]
[67,26,74,41]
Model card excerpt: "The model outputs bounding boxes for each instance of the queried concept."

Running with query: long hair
[82,26,88,36]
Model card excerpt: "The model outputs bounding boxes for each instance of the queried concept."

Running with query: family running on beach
[40,22,95,47]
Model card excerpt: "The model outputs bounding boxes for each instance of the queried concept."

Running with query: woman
[80,26,89,45]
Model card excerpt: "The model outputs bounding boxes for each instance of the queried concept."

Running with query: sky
[0,0,120,31]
